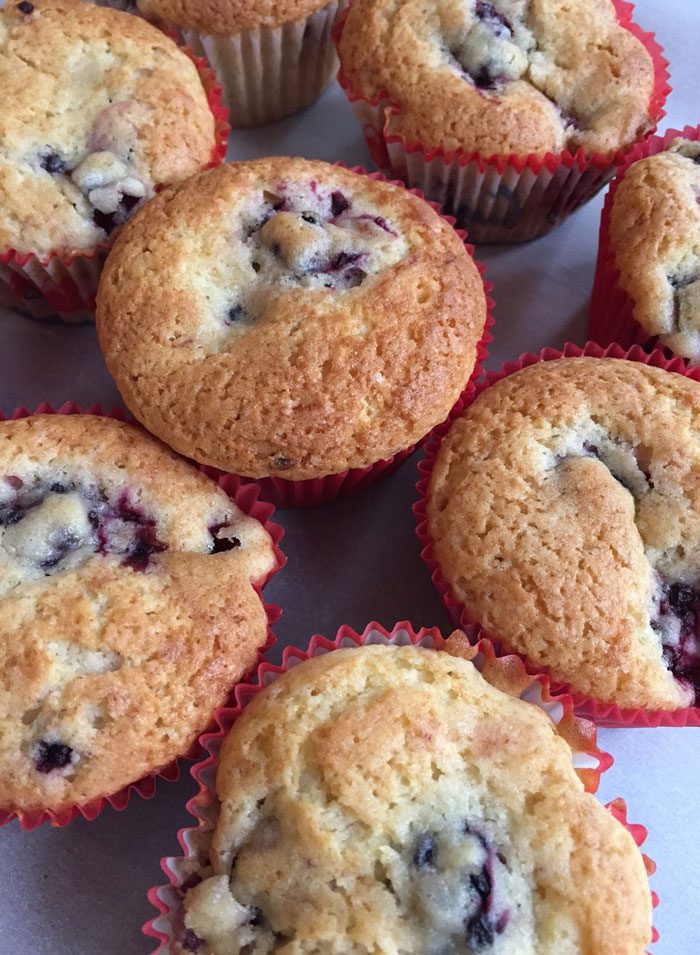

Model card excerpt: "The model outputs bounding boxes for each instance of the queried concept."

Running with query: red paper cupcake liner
[414,341,700,728]
[201,164,493,509]
[0,401,284,830]
[143,620,660,953]
[333,0,670,244]
[589,124,700,358]
[0,46,229,323]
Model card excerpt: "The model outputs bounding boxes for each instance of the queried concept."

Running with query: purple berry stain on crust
[656,582,700,701]
[4,475,23,490]
[181,929,204,952]
[330,190,351,217]
[35,740,73,774]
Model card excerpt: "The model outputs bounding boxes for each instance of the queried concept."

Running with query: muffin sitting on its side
[607,139,700,359]
[181,645,652,954]
[96,157,487,484]
[0,414,275,816]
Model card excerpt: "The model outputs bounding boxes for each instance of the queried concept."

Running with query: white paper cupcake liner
[172,0,341,128]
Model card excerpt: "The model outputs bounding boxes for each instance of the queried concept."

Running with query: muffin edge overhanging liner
[141,619,657,952]
[588,124,700,356]
[197,162,494,509]
[413,340,700,728]
[332,0,670,244]
[0,44,230,323]
[0,400,284,830]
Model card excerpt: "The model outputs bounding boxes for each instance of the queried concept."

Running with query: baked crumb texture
[337,0,656,158]
[0,0,216,258]
[608,137,700,359]
[0,414,275,816]
[428,356,700,712]
[180,645,652,955]
[97,158,487,481]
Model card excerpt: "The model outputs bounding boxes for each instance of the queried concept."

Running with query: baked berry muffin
[96,157,487,487]
[0,0,222,321]
[427,356,700,712]
[179,644,652,954]
[335,0,666,242]
[132,0,342,127]
[603,138,700,359]
[0,413,276,816]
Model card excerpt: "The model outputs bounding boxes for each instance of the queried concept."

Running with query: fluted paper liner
[142,620,656,952]
[334,0,670,244]
[414,341,700,727]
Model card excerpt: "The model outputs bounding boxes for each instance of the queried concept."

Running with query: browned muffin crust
[0,414,275,813]
[96,158,486,481]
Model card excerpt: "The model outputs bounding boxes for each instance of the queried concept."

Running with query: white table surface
[1,1,698,951]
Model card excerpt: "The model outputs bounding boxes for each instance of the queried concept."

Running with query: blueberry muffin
[180,644,652,954]
[0,0,216,263]
[607,138,700,359]
[428,357,700,712]
[96,158,487,483]
[338,0,656,157]
[131,0,341,127]
[0,414,275,815]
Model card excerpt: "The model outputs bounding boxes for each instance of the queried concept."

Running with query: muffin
[96,157,488,500]
[590,129,700,360]
[178,643,652,954]
[0,0,225,322]
[130,0,342,127]
[426,355,700,713]
[0,413,276,819]
[335,0,668,243]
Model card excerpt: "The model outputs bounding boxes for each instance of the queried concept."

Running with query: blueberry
[301,213,319,225]
[41,530,81,569]
[226,304,246,324]
[252,261,261,273]
[466,911,495,950]
[0,506,24,527]
[40,151,66,175]
[123,525,167,572]
[273,456,294,471]
[470,868,491,900]
[93,209,117,236]
[412,832,437,869]
[35,740,73,774]
[121,193,140,214]
[666,582,696,627]
[249,907,264,926]
[181,929,204,952]
[50,482,67,493]
[209,523,241,553]
[329,251,362,271]
[17,1,34,13]
[476,0,512,36]
[330,190,351,217]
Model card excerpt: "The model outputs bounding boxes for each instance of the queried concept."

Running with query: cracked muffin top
[0,0,216,258]
[608,138,700,359]
[96,157,486,481]
[428,357,700,712]
[136,0,334,34]
[0,414,275,814]
[338,0,657,157]
[180,644,652,955]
